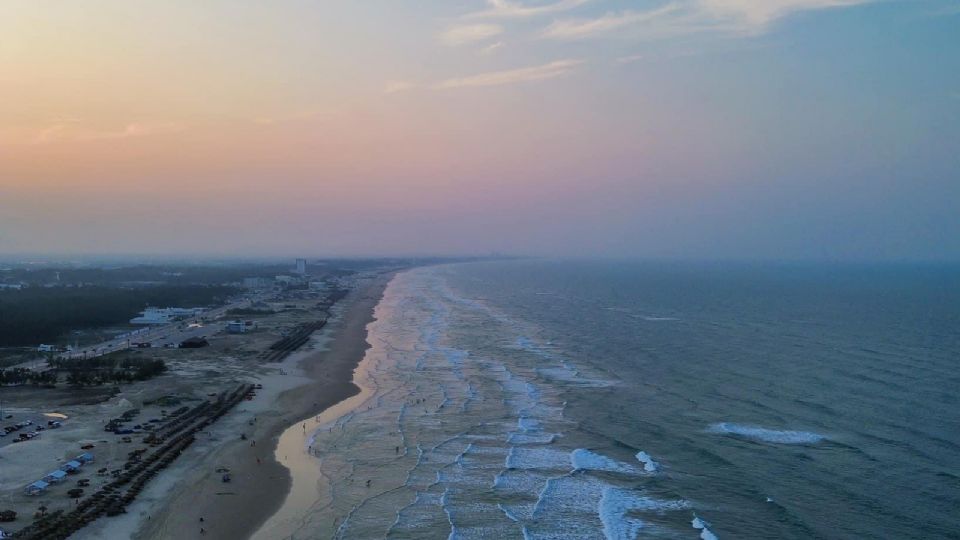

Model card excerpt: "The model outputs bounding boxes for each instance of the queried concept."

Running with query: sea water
[278,260,960,539]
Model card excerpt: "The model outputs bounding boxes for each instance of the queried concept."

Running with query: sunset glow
[2,0,958,258]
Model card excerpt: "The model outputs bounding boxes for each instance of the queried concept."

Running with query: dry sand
[70,272,395,540]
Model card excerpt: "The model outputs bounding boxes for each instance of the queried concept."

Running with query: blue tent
[75,452,94,463]
[24,480,48,495]
[44,470,67,483]
[60,460,82,472]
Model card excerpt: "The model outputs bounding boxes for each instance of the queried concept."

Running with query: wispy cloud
[436,59,583,89]
[479,41,506,55]
[542,5,683,40]
[466,0,593,19]
[384,80,417,94]
[615,54,646,64]
[539,0,880,41]
[439,23,504,45]
[697,0,878,28]
[32,121,183,144]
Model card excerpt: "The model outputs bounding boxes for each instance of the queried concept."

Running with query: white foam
[518,416,541,431]
[440,487,460,540]
[570,449,638,474]
[507,432,557,445]
[707,422,826,444]
[507,447,571,470]
[634,451,660,473]
[692,515,718,540]
[515,336,555,360]
[599,487,647,540]
[598,488,690,539]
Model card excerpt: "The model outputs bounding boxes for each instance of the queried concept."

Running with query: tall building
[295,258,307,275]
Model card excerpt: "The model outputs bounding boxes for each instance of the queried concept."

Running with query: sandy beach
[65,272,395,540]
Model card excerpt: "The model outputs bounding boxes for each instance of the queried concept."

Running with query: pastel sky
[1,0,958,260]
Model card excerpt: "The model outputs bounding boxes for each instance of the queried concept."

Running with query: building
[227,320,254,334]
[37,344,64,353]
[295,258,308,275]
[130,307,204,325]
[242,277,273,289]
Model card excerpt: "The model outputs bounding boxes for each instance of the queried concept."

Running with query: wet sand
[126,272,395,540]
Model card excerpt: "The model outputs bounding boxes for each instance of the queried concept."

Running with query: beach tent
[75,452,94,463]
[60,460,82,472]
[44,470,68,483]
[24,480,48,495]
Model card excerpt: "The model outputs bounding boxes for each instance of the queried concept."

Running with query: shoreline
[75,271,396,540]
[252,274,394,539]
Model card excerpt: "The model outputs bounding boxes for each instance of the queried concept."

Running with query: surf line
[251,295,393,539]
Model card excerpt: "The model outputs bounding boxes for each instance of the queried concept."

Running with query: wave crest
[707,422,826,444]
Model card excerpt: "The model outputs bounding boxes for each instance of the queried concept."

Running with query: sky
[1,0,958,260]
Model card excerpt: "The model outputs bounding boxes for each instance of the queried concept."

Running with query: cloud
[439,23,504,45]
[615,54,645,64]
[32,121,183,144]
[384,80,417,94]
[436,59,583,89]
[466,0,593,19]
[541,5,683,39]
[479,41,506,55]
[539,0,879,41]
[696,0,877,27]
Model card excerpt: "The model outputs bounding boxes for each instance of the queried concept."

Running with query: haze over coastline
[2,0,959,261]
[1,2,959,540]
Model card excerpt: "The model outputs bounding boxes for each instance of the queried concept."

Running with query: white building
[227,320,255,333]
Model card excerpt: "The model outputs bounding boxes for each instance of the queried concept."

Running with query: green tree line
[0,285,237,346]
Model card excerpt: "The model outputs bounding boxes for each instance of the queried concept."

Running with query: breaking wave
[707,423,826,444]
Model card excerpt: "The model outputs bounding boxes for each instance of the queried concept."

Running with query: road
[57,293,267,360]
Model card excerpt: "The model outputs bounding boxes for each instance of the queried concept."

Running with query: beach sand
[71,272,395,540]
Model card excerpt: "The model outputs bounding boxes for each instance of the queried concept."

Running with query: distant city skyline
[1,1,958,260]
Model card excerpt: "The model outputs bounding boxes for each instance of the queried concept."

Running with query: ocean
[266,260,960,539]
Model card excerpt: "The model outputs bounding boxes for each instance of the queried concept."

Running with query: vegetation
[0,367,57,386]
[0,285,237,347]
[0,264,289,287]
[226,307,274,316]
[0,357,167,387]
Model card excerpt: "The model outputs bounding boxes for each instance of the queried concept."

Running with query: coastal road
[57,293,268,360]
